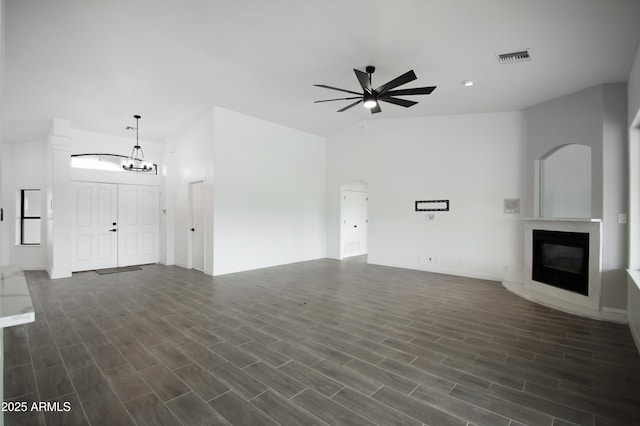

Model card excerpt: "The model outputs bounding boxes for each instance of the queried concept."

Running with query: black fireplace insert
[532,230,589,296]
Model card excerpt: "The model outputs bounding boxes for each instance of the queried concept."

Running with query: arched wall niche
[539,143,592,218]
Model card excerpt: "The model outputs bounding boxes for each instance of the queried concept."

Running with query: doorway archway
[340,181,369,259]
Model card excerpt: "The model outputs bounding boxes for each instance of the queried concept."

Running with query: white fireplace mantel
[503,218,626,323]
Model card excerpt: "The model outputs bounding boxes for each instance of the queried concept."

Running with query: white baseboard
[630,317,640,355]
[47,267,71,279]
[602,306,628,317]
[502,281,628,323]
[367,259,503,283]
[19,265,46,271]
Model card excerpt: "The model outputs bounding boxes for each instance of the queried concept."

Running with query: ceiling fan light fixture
[314,66,436,114]
[363,99,377,109]
[363,92,377,109]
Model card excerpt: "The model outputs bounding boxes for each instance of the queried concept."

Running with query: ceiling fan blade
[374,70,417,95]
[314,96,362,103]
[379,97,418,108]
[383,86,436,97]
[354,69,372,93]
[337,99,362,112]
[371,103,382,114]
[314,84,362,96]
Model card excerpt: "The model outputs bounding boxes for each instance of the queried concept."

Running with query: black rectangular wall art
[415,200,449,212]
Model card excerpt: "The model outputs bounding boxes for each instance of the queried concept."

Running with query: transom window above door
[71,154,157,175]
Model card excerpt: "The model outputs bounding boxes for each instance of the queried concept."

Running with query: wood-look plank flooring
[4,256,640,425]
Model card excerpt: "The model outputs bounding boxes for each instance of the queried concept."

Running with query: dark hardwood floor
[4,257,640,425]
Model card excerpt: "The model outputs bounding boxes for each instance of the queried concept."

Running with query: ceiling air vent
[497,50,531,64]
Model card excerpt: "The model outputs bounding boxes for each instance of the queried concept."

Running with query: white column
[47,119,72,279]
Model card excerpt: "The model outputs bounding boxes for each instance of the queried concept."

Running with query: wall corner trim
[47,267,71,279]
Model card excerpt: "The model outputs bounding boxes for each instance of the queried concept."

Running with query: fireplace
[502,218,611,321]
[532,230,589,296]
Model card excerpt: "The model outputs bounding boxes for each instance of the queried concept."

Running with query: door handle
[191,228,195,232]
[353,225,358,228]
[109,229,117,232]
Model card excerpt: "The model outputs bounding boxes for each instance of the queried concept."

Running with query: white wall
[524,86,605,218]
[629,42,640,126]
[0,140,47,269]
[627,41,640,350]
[0,0,6,265]
[169,109,215,272]
[525,84,628,310]
[327,112,526,281]
[540,144,591,218]
[601,84,628,309]
[211,106,326,275]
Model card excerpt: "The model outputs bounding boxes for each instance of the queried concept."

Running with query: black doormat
[95,266,142,275]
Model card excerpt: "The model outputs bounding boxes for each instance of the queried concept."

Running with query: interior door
[117,185,160,267]
[70,182,118,271]
[342,190,368,257]
[191,181,205,271]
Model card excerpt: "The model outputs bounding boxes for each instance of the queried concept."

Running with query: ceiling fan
[314,66,436,114]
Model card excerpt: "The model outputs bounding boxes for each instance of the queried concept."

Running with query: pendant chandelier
[122,114,155,172]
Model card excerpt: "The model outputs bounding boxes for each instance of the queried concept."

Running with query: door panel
[97,187,115,225]
[117,185,160,267]
[76,235,92,262]
[71,182,118,271]
[76,187,93,226]
[342,190,368,258]
[191,182,205,271]
[142,231,155,255]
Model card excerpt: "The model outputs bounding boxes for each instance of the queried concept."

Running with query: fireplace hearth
[532,230,589,296]
[501,218,618,322]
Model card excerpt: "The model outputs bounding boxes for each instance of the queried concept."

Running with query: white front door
[342,190,368,258]
[70,182,118,271]
[118,185,160,267]
[71,183,159,272]
[191,181,205,271]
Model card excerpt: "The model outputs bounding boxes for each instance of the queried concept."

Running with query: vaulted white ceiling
[3,0,640,143]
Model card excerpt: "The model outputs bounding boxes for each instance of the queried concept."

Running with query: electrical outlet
[619,213,627,224]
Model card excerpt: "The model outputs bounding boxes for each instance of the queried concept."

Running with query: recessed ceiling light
[461,80,475,87]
